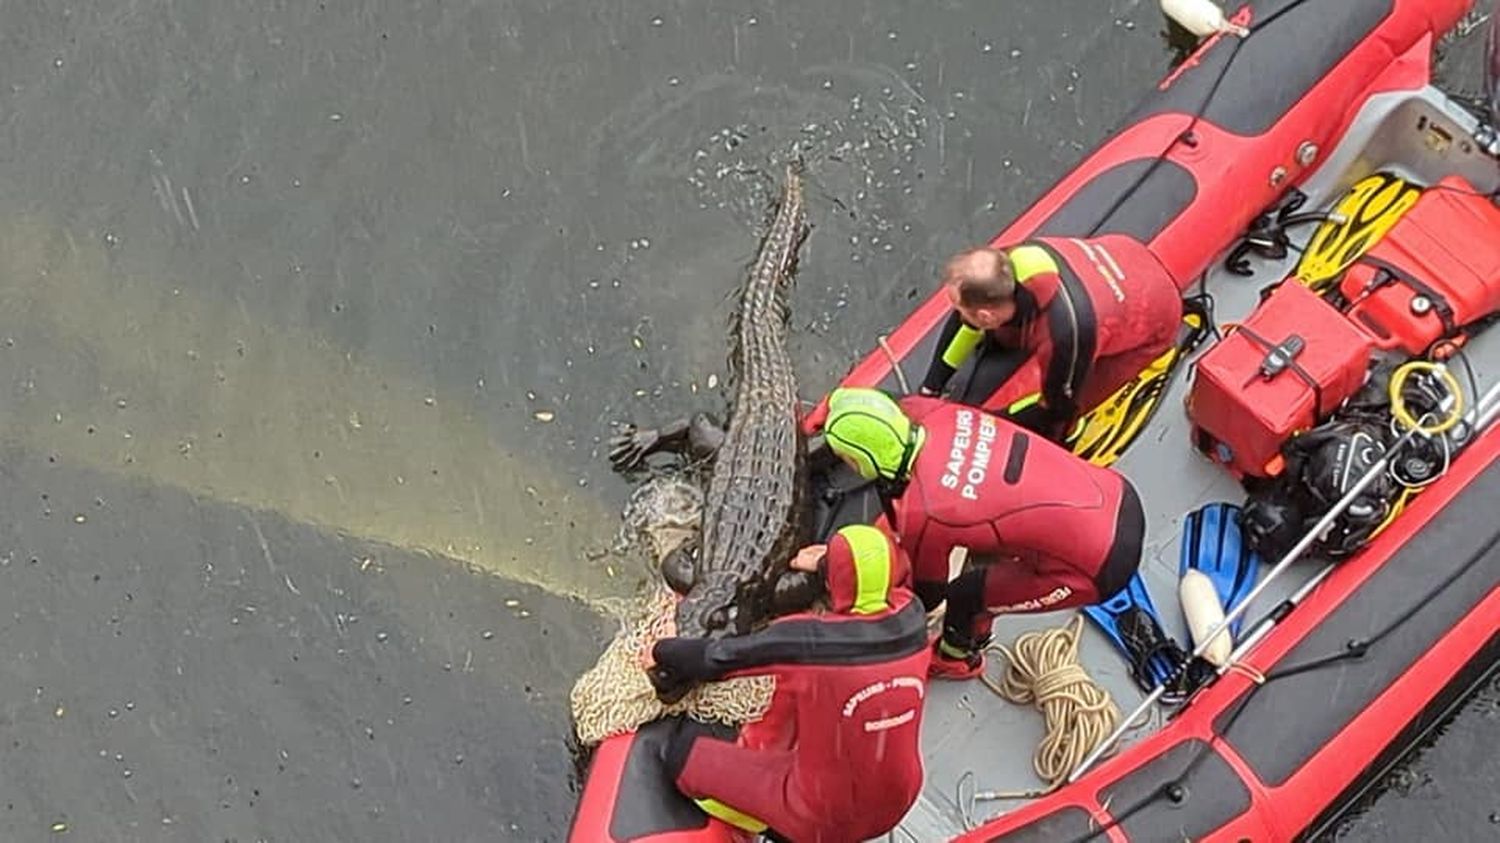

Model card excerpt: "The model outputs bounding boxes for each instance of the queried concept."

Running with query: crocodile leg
[607,412,724,471]
[683,412,726,458]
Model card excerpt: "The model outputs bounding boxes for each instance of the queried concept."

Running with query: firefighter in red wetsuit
[920,236,1183,441]
[647,524,930,843]
[820,387,1144,679]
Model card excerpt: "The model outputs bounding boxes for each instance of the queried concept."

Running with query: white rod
[1068,376,1500,783]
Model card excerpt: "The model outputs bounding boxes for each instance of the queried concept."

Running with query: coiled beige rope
[570,585,775,746]
[981,616,1121,791]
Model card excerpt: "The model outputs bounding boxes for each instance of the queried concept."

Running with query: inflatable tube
[806,0,1472,429]
[572,2,1477,839]
[569,721,744,843]
[804,0,1487,839]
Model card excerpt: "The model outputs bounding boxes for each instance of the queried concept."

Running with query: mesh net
[569,584,775,746]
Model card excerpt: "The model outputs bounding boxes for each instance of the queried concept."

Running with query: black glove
[1005,399,1067,439]
[607,424,661,471]
[647,637,714,704]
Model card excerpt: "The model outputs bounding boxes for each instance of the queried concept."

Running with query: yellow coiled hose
[1389,360,1463,435]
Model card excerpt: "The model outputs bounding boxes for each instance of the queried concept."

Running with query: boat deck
[826,87,1500,840]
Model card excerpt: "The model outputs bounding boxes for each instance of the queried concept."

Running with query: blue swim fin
[1179,502,1263,637]
[1082,572,1189,702]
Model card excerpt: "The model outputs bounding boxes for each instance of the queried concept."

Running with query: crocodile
[608,162,821,638]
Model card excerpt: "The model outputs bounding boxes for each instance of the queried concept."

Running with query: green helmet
[824,387,921,481]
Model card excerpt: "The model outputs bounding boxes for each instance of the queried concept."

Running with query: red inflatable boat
[572,1,1500,840]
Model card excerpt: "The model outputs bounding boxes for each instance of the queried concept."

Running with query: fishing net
[569,583,775,746]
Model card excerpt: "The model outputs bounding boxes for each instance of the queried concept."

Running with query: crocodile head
[674,570,754,639]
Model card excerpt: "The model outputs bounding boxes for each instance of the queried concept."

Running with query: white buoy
[1161,0,1250,38]
[1179,569,1233,666]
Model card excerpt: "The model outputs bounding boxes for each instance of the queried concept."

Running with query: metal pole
[1228,380,1500,666]
[1067,377,1500,783]
[1221,560,1336,664]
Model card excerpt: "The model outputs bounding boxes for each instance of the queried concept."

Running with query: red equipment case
[1339,175,1500,355]
[1187,281,1374,478]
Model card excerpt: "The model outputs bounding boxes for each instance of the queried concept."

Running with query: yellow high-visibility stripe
[1007,392,1042,414]
[839,524,892,615]
[938,638,971,660]
[940,323,984,369]
[695,798,769,833]
[1008,244,1057,283]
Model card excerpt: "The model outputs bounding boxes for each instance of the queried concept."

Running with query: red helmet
[821,524,911,614]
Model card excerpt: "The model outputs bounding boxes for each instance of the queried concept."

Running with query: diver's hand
[608,425,660,471]
[647,637,714,703]
[790,544,827,573]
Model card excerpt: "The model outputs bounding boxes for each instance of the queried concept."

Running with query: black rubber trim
[1033,242,1098,419]
[1096,738,1252,842]
[1217,457,1500,785]
[1128,0,1394,137]
[985,806,1098,842]
[955,338,1032,407]
[1097,480,1144,599]
[704,598,929,671]
[1298,630,1500,842]
[1002,431,1030,484]
[1033,158,1198,242]
[606,718,733,841]
[922,311,969,395]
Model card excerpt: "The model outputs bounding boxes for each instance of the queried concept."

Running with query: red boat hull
[572,1,1482,839]
[805,0,1472,429]
[806,0,1491,839]
[569,721,745,843]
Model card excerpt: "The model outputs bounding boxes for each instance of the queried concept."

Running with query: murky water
[0,0,1491,840]
[1326,674,1500,842]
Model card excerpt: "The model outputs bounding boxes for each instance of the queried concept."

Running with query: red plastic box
[1339,175,1500,356]
[1187,281,1374,478]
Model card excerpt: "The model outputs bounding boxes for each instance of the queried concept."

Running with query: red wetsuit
[653,530,930,843]
[888,396,1143,642]
[922,235,1182,438]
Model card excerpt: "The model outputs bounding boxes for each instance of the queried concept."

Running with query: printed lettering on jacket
[841,675,925,734]
[939,409,999,500]
[987,585,1074,614]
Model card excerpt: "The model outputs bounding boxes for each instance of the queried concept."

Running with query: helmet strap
[877,486,902,532]
[891,425,921,481]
